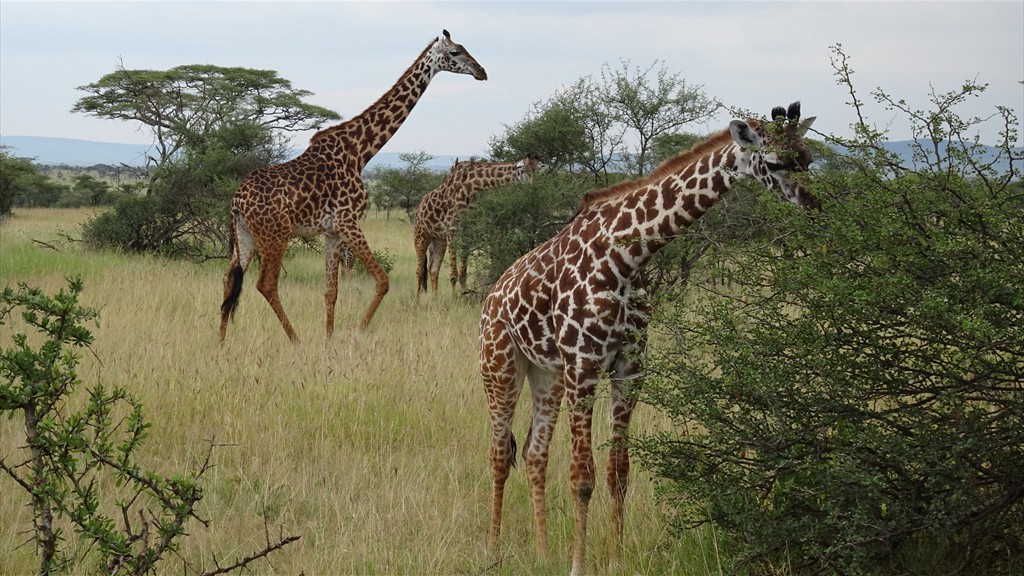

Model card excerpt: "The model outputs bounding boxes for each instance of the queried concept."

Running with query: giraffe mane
[578,120,761,210]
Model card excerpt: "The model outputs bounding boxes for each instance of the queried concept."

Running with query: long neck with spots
[446,161,526,205]
[311,41,446,169]
[576,127,754,272]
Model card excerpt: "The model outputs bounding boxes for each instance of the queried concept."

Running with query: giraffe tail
[220,208,245,320]
[418,248,429,293]
[509,430,519,469]
[221,264,244,319]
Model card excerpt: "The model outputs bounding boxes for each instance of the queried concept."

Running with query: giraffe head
[729,101,819,209]
[431,30,488,81]
[514,155,543,183]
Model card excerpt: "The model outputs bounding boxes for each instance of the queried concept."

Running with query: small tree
[369,151,444,220]
[598,59,719,176]
[74,64,339,259]
[73,63,339,169]
[1,148,68,211]
[0,278,298,574]
[636,46,1023,575]
[56,174,114,208]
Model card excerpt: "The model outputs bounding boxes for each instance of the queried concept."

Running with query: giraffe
[479,102,817,575]
[413,155,540,298]
[219,30,487,344]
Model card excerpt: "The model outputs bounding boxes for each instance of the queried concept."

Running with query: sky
[1,1,1022,158]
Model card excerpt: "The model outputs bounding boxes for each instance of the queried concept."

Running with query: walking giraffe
[413,155,540,297]
[479,102,817,575]
[219,30,487,344]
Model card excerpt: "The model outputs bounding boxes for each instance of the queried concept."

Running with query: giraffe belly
[291,213,337,238]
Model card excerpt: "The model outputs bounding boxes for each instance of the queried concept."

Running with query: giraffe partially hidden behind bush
[413,156,540,298]
[479,102,817,575]
[219,30,487,344]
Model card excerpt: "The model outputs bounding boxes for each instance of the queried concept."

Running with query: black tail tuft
[221,264,244,319]
[509,432,518,469]
[418,252,429,293]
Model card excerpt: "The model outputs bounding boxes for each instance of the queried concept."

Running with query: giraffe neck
[448,162,522,202]
[310,41,442,169]
[577,128,746,271]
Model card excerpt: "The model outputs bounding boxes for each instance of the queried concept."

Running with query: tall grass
[1,208,718,575]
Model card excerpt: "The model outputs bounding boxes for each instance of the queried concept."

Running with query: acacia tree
[73,63,339,169]
[73,64,340,258]
[369,151,444,220]
[599,59,719,176]
[490,60,718,183]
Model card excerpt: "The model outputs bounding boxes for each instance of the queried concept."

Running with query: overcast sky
[1,1,1021,157]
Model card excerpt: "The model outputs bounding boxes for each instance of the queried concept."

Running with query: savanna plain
[1,208,721,575]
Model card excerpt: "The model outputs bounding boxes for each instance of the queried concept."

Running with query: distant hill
[2,134,1018,175]
[0,135,468,172]
[1,136,154,168]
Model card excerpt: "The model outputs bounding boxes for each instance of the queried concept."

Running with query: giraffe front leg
[607,365,641,563]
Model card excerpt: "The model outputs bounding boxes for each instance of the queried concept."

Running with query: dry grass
[1,208,718,575]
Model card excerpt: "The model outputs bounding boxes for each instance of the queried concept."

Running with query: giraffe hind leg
[255,242,300,344]
[345,228,390,330]
[480,321,527,557]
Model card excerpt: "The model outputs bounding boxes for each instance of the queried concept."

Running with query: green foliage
[72,64,340,259]
[81,121,287,258]
[489,88,592,173]
[490,60,717,180]
[457,171,587,293]
[0,147,69,211]
[636,48,1023,575]
[352,248,396,276]
[369,151,445,220]
[80,195,170,254]
[73,63,339,166]
[0,278,297,574]
[54,174,117,208]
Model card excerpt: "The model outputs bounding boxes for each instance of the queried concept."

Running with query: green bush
[0,278,297,574]
[81,195,175,254]
[352,247,396,276]
[636,61,1023,575]
[456,171,588,294]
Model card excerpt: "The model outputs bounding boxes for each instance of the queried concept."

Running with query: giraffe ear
[796,116,816,137]
[787,101,802,122]
[443,29,451,41]
[730,120,761,148]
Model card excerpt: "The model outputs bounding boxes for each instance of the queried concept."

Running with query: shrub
[0,278,297,574]
[456,172,587,294]
[635,51,1023,575]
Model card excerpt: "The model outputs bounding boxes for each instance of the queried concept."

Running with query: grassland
[1,208,720,575]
